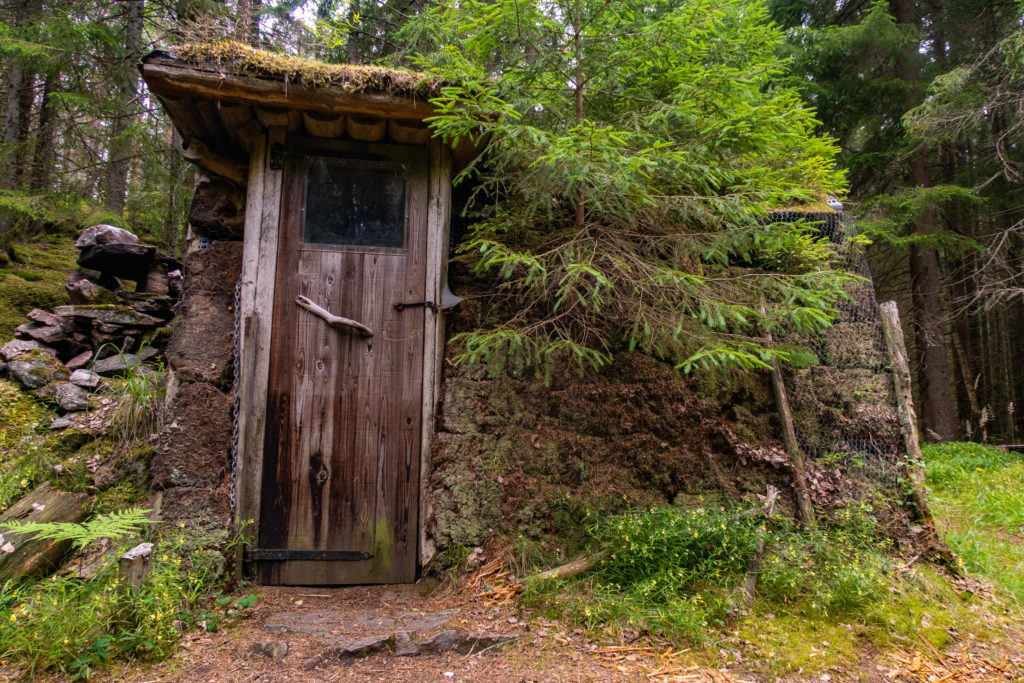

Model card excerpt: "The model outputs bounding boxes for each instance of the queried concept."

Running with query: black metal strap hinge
[246,549,373,562]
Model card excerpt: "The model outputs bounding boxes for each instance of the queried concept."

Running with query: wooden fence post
[118,542,154,592]
[878,301,935,524]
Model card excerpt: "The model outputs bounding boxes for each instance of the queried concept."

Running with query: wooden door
[256,140,428,584]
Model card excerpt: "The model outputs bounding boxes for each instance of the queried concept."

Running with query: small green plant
[0,523,258,680]
[1,507,154,550]
[0,380,57,511]
[529,500,892,644]
[94,343,165,442]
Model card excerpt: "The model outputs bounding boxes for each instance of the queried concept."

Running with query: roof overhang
[140,46,481,182]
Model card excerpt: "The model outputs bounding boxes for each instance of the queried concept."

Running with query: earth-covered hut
[139,42,933,587]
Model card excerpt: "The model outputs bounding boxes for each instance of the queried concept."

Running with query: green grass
[924,441,1024,607]
[519,491,1006,679]
[523,501,900,662]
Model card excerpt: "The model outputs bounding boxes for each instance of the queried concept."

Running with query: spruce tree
[401,0,853,376]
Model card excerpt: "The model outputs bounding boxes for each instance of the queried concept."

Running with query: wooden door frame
[234,128,451,578]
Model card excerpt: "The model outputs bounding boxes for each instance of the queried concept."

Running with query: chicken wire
[767,211,907,495]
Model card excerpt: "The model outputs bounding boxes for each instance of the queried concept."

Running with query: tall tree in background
[772,0,1022,442]
[104,0,146,215]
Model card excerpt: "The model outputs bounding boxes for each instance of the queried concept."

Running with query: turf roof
[168,40,440,98]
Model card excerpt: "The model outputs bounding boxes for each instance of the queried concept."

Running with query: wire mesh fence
[768,211,907,496]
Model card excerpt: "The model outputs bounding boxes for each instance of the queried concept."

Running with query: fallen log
[531,552,605,582]
[0,482,90,582]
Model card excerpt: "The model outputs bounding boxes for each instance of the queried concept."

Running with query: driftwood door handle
[295,296,373,338]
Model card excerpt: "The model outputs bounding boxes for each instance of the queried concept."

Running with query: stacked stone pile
[0,224,181,420]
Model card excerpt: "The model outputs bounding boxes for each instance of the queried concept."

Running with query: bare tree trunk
[909,237,957,441]
[30,74,57,192]
[0,0,37,242]
[103,0,145,216]
[164,128,183,256]
[346,0,361,63]
[889,0,957,442]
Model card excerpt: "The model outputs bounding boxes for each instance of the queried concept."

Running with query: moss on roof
[170,40,439,97]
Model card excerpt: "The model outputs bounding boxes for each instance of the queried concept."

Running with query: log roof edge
[141,40,442,102]
[139,42,486,175]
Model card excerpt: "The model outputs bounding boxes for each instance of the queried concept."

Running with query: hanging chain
[229,280,241,512]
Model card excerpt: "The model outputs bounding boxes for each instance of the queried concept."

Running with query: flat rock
[90,347,158,376]
[76,224,139,248]
[49,416,76,430]
[65,351,94,371]
[0,482,90,582]
[66,275,117,306]
[69,369,101,388]
[325,634,391,658]
[456,632,518,654]
[54,382,89,412]
[26,309,68,329]
[77,243,155,281]
[15,322,65,344]
[0,339,56,361]
[250,640,289,659]
[265,608,458,637]
[116,293,178,319]
[416,629,460,654]
[9,360,54,389]
[394,631,419,656]
[53,305,164,328]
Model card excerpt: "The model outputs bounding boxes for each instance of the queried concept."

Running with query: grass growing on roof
[924,441,1024,606]
[171,40,438,95]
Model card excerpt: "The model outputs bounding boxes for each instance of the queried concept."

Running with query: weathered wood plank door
[257,140,428,584]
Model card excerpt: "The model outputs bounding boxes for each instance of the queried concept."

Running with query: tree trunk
[909,237,957,441]
[346,0,361,63]
[30,73,57,192]
[164,128,183,256]
[2,0,37,191]
[103,0,145,216]
[889,0,957,442]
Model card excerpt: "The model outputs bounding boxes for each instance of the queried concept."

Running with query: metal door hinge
[246,549,373,561]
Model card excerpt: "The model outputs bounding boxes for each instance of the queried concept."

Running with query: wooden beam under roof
[141,58,437,123]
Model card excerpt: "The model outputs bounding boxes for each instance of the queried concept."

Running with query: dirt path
[100,579,1024,683]
[88,561,1024,683]
[109,583,654,683]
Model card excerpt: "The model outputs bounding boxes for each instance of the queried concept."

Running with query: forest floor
[88,573,1023,683]
[91,441,1024,683]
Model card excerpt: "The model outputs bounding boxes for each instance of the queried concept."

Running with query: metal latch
[393,300,438,312]
[269,142,285,170]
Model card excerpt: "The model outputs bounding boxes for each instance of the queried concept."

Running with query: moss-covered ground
[0,236,77,340]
